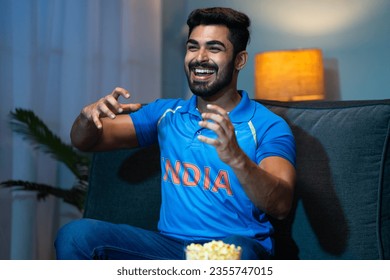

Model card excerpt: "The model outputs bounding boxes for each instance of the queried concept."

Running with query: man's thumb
[121,103,142,113]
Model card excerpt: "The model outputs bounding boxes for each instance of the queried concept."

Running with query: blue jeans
[54,218,271,260]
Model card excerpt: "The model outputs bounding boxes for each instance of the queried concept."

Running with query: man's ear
[235,51,248,71]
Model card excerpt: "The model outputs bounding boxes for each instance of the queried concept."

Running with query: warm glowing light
[255,49,324,101]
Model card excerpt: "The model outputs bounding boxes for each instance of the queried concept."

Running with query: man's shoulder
[150,98,186,107]
[251,100,284,121]
[141,98,187,114]
[250,100,293,135]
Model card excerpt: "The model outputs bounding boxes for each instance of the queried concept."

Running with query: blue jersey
[130,91,296,253]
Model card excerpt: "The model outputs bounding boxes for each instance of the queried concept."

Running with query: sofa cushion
[84,145,162,231]
[261,100,390,259]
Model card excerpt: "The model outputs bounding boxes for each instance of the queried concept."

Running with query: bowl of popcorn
[185,240,242,260]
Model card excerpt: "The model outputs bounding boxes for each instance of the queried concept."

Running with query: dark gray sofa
[83,99,390,259]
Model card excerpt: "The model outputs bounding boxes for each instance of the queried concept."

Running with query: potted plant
[0,108,90,212]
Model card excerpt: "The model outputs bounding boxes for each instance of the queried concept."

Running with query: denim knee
[55,218,97,259]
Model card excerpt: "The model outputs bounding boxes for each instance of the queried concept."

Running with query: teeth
[194,68,215,74]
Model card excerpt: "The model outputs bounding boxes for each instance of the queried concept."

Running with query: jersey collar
[228,90,256,123]
[180,90,255,123]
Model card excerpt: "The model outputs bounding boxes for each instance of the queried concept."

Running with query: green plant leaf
[9,108,90,180]
[0,180,86,211]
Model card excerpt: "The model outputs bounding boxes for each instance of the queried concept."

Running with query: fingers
[107,87,132,113]
[92,112,103,129]
[198,104,242,166]
[103,95,123,115]
[197,134,221,146]
[111,87,130,99]
[203,104,229,118]
[97,98,117,118]
[82,87,139,129]
[198,104,235,147]
[199,104,231,136]
[198,120,227,148]
[111,88,142,113]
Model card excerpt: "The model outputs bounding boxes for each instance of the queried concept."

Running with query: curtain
[0,0,162,259]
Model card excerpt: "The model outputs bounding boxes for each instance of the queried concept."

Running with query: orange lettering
[162,158,234,196]
[203,166,211,190]
[182,163,200,186]
[163,159,181,185]
[212,170,233,196]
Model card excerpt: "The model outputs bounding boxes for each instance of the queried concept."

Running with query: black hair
[186,7,251,56]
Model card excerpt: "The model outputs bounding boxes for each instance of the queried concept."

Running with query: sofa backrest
[261,99,390,260]
[84,99,390,259]
[84,145,162,231]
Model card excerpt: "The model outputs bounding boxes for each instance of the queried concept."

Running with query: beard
[185,60,235,98]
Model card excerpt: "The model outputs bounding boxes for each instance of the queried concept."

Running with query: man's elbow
[264,188,294,220]
[272,203,292,220]
[70,130,95,152]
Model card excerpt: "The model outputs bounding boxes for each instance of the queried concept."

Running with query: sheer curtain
[0,0,161,259]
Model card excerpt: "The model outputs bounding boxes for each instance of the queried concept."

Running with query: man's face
[184,25,236,98]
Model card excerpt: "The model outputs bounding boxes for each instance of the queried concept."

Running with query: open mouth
[191,67,217,82]
[193,68,216,76]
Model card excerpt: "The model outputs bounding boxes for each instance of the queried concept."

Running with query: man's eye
[209,47,222,52]
[187,45,198,51]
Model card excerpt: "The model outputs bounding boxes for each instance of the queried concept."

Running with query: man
[55,7,296,260]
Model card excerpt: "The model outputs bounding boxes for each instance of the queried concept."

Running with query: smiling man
[185,25,237,98]
[55,7,296,260]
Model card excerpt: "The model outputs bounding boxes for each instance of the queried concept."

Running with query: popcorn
[185,240,242,260]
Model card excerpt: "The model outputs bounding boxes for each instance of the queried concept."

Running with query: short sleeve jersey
[130,91,296,253]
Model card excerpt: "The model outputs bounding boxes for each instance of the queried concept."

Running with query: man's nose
[196,48,209,62]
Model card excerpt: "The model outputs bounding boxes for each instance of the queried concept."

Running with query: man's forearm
[230,152,294,220]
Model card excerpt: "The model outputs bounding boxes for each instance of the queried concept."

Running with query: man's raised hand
[81,87,141,129]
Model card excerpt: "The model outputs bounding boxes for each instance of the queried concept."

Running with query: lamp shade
[255,48,324,101]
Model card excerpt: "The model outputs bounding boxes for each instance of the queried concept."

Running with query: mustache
[188,61,218,71]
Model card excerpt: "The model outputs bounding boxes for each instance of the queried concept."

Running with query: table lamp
[255,48,325,101]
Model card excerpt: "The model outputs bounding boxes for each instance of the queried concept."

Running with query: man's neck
[196,89,242,113]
